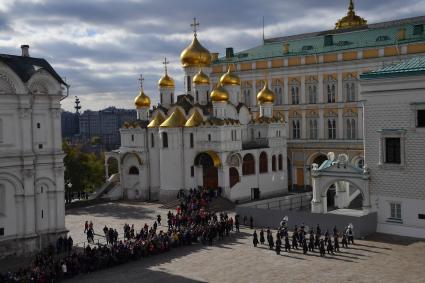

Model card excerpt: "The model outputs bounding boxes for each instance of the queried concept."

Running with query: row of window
[241,81,357,106]
[242,153,284,175]
[291,118,357,140]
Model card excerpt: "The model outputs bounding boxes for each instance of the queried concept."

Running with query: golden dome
[180,35,211,68]
[158,73,175,88]
[210,84,229,102]
[134,90,151,108]
[193,69,210,85]
[257,81,275,104]
[185,110,203,127]
[147,112,165,128]
[335,0,367,30]
[220,67,240,86]
[160,108,187,128]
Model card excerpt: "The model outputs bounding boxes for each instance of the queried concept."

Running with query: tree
[63,142,106,197]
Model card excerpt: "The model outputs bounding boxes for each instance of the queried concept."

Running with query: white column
[300,76,306,104]
[318,74,324,103]
[251,80,257,107]
[338,108,344,139]
[301,111,307,139]
[358,108,363,140]
[283,76,289,105]
[319,109,324,139]
[337,72,343,103]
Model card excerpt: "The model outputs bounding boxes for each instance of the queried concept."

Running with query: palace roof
[360,56,425,79]
[213,16,425,64]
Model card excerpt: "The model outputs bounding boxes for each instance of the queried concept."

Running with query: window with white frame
[417,109,425,127]
[327,118,337,139]
[346,118,356,139]
[389,203,402,221]
[378,130,405,167]
[326,82,336,103]
[290,84,300,105]
[292,120,301,139]
[344,81,356,102]
[307,84,317,104]
[309,119,318,139]
[385,137,401,164]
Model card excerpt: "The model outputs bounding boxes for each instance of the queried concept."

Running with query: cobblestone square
[65,201,425,283]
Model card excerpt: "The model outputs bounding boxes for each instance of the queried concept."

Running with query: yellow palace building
[210,0,425,190]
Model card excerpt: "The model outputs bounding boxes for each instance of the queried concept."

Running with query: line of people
[1,187,236,282]
[253,223,354,257]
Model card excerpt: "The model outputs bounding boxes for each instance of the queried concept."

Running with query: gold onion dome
[160,108,187,128]
[210,84,229,102]
[257,82,275,104]
[185,110,204,127]
[147,112,165,128]
[158,73,175,88]
[335,0,367,30]
[180,35,211,68]
[193,69,210,85]
[220,67,240,86]
[134,90,151,108]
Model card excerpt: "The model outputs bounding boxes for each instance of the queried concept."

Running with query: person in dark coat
[268,232,274,250]
[334,235,340,252]
[341,233,348,248]
[292,231,298,249]
[253,230,259,247]
[260,229,265,245]
[308,233,315,252]
[249,216,254,229]
[157,215,162,226]
[235,215,240,232]
[284,236,291,252]
[275,238,281,255]
[302,239,308,255]
[319,239,326,257]
[327,239,334,255]
[347,227,354,244]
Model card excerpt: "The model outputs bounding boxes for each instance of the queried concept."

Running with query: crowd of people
[253,221,355,257]
[1,187,236,282]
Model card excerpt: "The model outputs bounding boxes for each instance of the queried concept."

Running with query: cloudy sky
[1,0,424,111]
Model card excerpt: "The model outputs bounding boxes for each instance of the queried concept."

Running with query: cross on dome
[162,57,170,74]
[138,74,144,89]
[191,17,200,36]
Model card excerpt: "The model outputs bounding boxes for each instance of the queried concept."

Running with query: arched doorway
[307,153,328,190]
[324,181,364,212]
[195,152,220,190]
[229,167,239,188]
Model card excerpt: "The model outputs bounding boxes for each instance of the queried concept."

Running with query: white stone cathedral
[105,21,288,202]
[0,45,68,256]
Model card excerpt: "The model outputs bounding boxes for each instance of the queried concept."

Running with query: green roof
[360,56,425,79]
[213,16,425,64]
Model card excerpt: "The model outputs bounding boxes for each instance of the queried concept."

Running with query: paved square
[66,201,425,283]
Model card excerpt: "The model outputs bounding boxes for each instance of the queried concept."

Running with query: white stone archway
[311,153,371,214]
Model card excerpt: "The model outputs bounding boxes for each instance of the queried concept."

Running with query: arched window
[312,85,317,103]
[229,167,239,188]
[357,158,364,169]
[160,93,163,104]
[242,154,255,175]
[350,82,355,101]
[291,86,299,105]
[196,90,199,102]
[162,132,168,148]
[272,155,277,171]
[259,152,268,173]
[328,119,336,139]
[151,133,154,148]
[278,154,283,171]
[129,166,139,175]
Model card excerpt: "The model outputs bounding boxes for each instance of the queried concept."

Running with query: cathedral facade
[0,46,68,256]
[105,25,287,202]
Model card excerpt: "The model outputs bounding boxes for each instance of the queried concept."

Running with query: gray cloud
[1,0,424,111]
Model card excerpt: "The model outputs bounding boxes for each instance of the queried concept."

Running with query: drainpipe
[361,100,366,165]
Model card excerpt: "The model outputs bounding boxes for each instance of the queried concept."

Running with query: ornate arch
[226,152,242,167]
[28,69,61,95]
[0,172,24,196]
[120,152,143,165]
[35,177,56,192]
[0,73,16,94]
